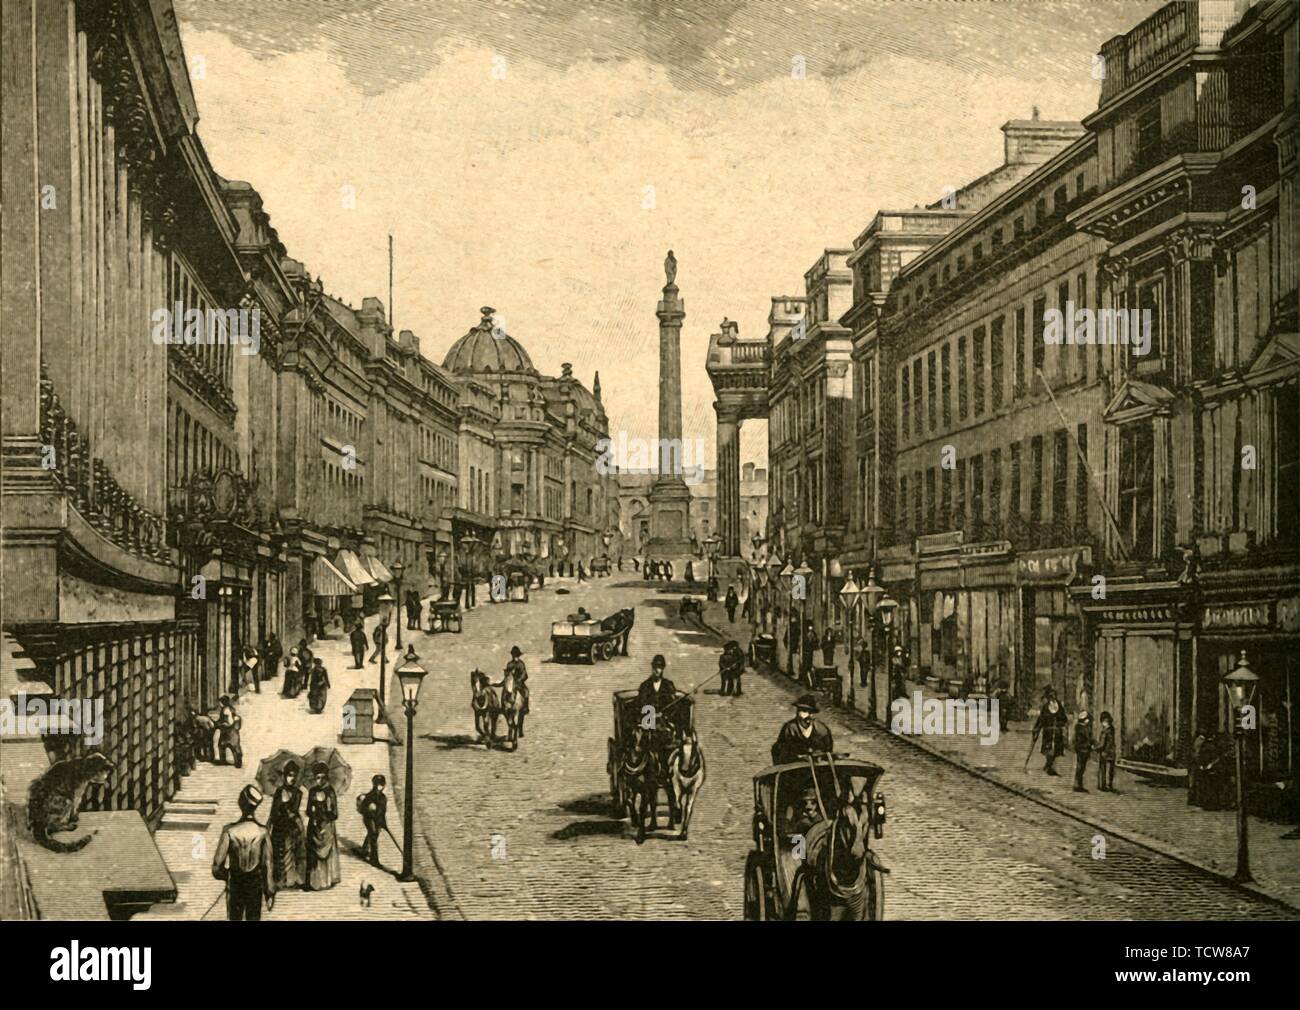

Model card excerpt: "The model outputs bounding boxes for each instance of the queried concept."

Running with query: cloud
[179,0,1164,466]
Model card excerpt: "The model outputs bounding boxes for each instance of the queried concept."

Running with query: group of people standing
[211,759,353,920]
[1031,686,1117,793]
[280,639,332,715]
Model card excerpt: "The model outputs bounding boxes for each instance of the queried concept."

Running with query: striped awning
[364,555,395,583]
[311,555,359,597]
[336,549,376,586]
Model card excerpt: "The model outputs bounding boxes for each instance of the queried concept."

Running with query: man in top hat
[771,694,835,766]
[212,784,275,920]
[1033,685,1068,776]
[637,655,681,736]
[358,774,388,866]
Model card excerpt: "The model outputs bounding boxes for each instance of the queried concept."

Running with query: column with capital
[716,404,741,557]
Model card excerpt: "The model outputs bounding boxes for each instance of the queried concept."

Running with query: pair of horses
[618,726,705,844]
[469,669,526,750]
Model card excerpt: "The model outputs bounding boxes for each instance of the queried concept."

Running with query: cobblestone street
[397,580,1295,920]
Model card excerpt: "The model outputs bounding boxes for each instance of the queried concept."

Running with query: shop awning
[313,555,359,597]
[363,555,395,583]
[336,549,376,587]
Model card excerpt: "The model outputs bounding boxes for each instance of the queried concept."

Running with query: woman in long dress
[269,762,307,890]
[303,763,340,891]
[307,659,330,715]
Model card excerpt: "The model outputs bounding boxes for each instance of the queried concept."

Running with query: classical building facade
[709,0,1298,795]
[439,308,615,573]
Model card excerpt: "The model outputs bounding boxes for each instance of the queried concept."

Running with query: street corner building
[709,1,1299,816]
[0,0,615,919]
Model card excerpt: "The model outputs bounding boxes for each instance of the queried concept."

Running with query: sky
[174,0,1165,467]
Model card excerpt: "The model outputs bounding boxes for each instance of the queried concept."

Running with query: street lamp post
[838,573,866,710]
[391,559,405,651]
[860,568,886,722]
[395,644,427,882]
[878,594,899,711]
[779,561,795,678]
[704,533,720,580]
[1222,651,1260,883]
[795,560,813,687]
[377,589,395,709]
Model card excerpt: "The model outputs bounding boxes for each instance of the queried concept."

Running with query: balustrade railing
[39,372,168,563]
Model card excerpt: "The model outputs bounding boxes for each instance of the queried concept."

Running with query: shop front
[1074,580,1196,774]
[1018,546,1092,710]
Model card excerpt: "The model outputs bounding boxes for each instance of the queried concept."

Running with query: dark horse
[791,789,882,921]
[619,726,661,845]
[470,669,498,745]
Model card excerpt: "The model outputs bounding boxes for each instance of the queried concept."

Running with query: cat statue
[27,752,112,853]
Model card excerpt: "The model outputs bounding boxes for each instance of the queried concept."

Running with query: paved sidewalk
[698,594,1300,911]
[139,614,430,920]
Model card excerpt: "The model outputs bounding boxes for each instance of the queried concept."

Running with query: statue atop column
[664,249,677,287]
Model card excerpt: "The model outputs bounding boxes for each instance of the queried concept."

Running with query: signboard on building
[1018,546,1091,583]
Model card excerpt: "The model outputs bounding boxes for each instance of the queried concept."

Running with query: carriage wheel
[866,864,886,922]
[743,853,770,921]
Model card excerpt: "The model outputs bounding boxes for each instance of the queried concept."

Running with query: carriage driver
[637,655,682,738]
[771,694,835,766]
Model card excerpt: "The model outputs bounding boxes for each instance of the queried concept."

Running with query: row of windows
[169,405,235,490]
[898,167,1091,312]
[326,396,363,444]
[421,426,456,471]
[896,425,1090,545]
[468,465,493,514]
[422,474,454,514]
[167,253,233,394]
[898,269,1099,445]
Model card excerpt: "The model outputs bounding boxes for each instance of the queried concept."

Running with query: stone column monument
[646,250,694,562]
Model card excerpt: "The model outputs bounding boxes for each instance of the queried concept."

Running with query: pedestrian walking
[212,785,275,920]
[368,617,388,664]
[724,585,739,623]
[992,679,1012,732]
[1072,708,1094,792]
[707,575,719,602]
[304,763,340,891]
[350,621,367,669]
[1095,711,1117,792]
[820,627,836,667]
[262,634,282,683]
[307,658,330,715]
[1032,686,1068,777]
[685,560,695,584]
[858,641,871,689]
[281,650,300,698]
[719,640,746,697]
[357,774,388,867]
[217,695,242,768]
[577,562,587,582]
[801,624,818,685]
[269,762,306,890]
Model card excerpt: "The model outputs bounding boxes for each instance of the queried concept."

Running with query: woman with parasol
[268,761,307,890]
[304,761,340,890]
[307,658,331,715]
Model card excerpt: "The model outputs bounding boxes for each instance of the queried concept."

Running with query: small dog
[359,882,375,908]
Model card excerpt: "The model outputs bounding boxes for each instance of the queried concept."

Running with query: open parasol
[255,748,307,794]
[298,745,352,794]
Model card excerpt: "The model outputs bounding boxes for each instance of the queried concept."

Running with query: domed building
[438,307,616,577]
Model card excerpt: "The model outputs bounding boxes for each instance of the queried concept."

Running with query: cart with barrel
[550,607,634,663]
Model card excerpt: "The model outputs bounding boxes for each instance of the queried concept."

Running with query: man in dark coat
[771,694,834,765]
[262,634,282,683]
[719,640,746,696]
[724,585,739,623]
[820,627,836,667]
[358,774,388,866]
[349,622,367,669]
[1033,686,1068,776]
[368,617,388,665]
[1072,709,1093,792]
[801,624,819,685]
[636,655,681,735]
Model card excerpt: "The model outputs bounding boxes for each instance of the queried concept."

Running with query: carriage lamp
[395,644,427,882]
[1222,651,1259,883]
[391,559,405,651]
[872,792,887,839]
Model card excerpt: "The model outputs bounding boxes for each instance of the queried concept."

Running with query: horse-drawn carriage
[590,555,612,576]
[678,596,703,621]
[606,690,701,843]
[427,599,462,634]
[551,607,634,663]
[744,754,888,921]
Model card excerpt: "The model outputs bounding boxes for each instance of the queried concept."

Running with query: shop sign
[1018,547,1090,583]
[1202,602,1272,630]
[962,540,1012,558]
[1278,597,1300,633]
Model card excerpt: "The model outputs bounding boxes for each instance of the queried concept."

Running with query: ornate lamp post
[838,573,866,709]
[395,644,427,882]
[377,589,395,709]
[1222,651,1260,883]
[795,560,813,686]
[704,533,720,579]
[878,594,899,709]
[860,567,886,721]
[391,559,405,651]
[779,561,795,678]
